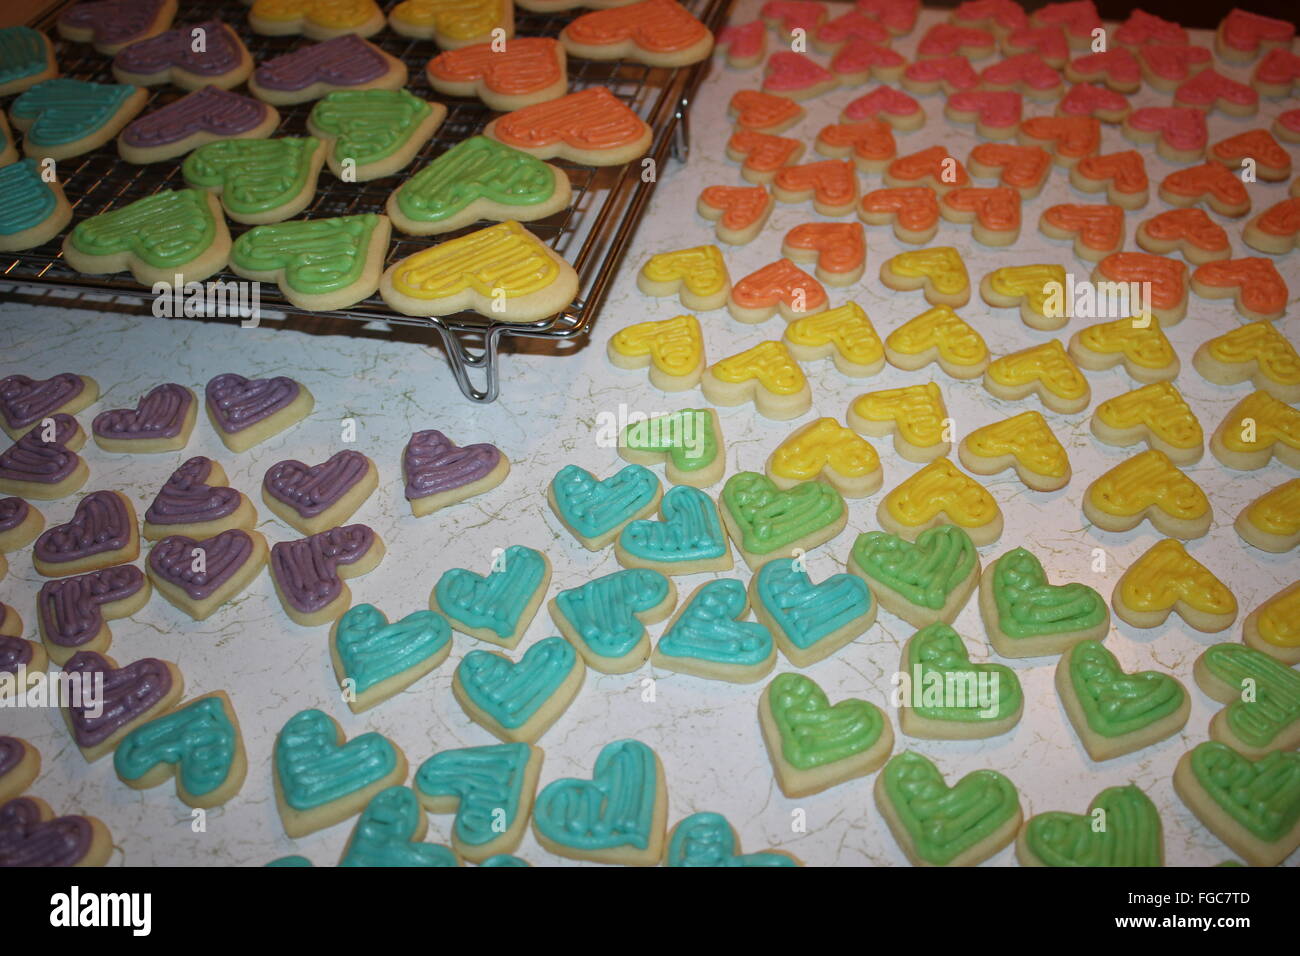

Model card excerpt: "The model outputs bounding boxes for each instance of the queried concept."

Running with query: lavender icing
[253,35,388,92]
[0,635,33,674]
[37,565,147,650]
[120,86,272,149]
[269,524,375,613]
[114,20,242,77]
[144,456,239,527]
[0,497,29,534]
[206,374,300,434]
[0,797,95,867]
[92,382,192,441]
[0,738,23,780]
[263,450,369,519]
[58,0,169,48]
[0,414,81,487]
[0,374,85,435]
[33,491,132,565]
[62,650,174,749]
[403,429,501,500]
[148,528,253,600]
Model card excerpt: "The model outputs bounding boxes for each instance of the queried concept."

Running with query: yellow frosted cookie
[701,340,811,421]
[884,305,988,379]
[979,264,1069,331]
[847,382,950,462]
[983,340,1090,413]
[958,411,1070,491]
[1112,538,1236,632]
[1090,381,1203,464]
[1209,389,1300,470]
[1235,478,1300,553]
[879,247,970,307]
[766,418,883,497]
[637,245,730,312]
[1067,315,1179,383]
[878,458,1003,546]
[607,314,705,392]
[782,302,884,377]
[388,0,512,48]
[1083,449,1211,539]
[1193,321,1300,403]
[1242,581,1300,665]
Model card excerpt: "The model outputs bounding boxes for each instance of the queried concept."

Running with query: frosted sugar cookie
[878,458,1002,546]
[273,708,406,838]
[549,568,675,673]
[967,142,1051,198]
[858,186,939,243]
[57,0,176,54]
[981,52,1064,100]
[1091,382,1202,464]
[62,189,230,287]
[952,0,1027,34]
[427,37,565,112]
[1253,46,1300,97]
[91,383,195,454]
[782,301,885,377]
[1069,150,1148,209]
[1112,538,1236,633]
[697,184,773,245]
[983,340,1090,414]
[1001,24,1069,67]
[917,22,995,59]
[1032,0,1102,48]
[607,314,704,391]
[945,90,1022,139]
[33,491,138,579]
[979,547,1109,658]
[831,38,906,85]
[117,86,279,165]
[857,0,918,36]
[0,159,72,253]
[813,7,888,51]
[430,544,551,649]
[1071,313,1181,387]
[404,430,509,517]
[848,382,950,461]
[37,565,151,665]
[1038,202,1123,260]
[728,257,826,325]
[0,373,97,442]
[0,633,46,699]
[113,20,252,92]
[618,408,725,489]
[718,470,847,573]
[1243,581,1300,664]
[1209,129,1290,182]
[1017,115,1099,166]
[1138,44,1211,93]
[0,737,39,801]
[1193,321,1300,403]
[484,87,652,165]
[381,220,579,321]
[1018,785,1164,865]
[338,786,459,866]
[1135,208,1230,264]
[206,373,314,453]
[262,450,377,536]
[766,418,882,497]
[0,414,87,501]
[1159,163,1250,218]
[248,0,385,40]
[331,603,451,712]
[1244,198,1300,255]
[454,637,585,744]
[726,130,805,184]
[759,672,893,798]
[875,750,1021,866]
[817,120,897,173]
[884,145,969,193]
[308,89,445,181]
[637,245,730,312]
[1084,450,1210,539]
[703,340,812,420]
[0,498,43,553]
[1114,8,1185,46]
[415,742,542,863]
[532,739,666,866]
[1122,106,1206,163]
[898,622,1023,740]
[548,464,662,551]
[901,55,979,95]
[1174,68,1259,117]
[749,557,876,667]
[938,185,1022,246]
[143,456,257,542]
[958,411,1069,492]
[1191,258,1286,323]
[1065,48,1140,94]
[773,159,859,217]
[666,811,799,866]
[1174,741,1300,868]
[1235,479,1300,553]
[561,0,713,67]
[230,214,390,311]
[271,524,384,627]
[1091,251,1187,326]
[615,485,732,576]
[1194,642,1300,757]
[1056,82,1130,123]
[0,797,113,867]
[781,222,865,286]
[389,0,512,48]
[652,579,776,683]
[1210,390,1300,471]
[61,650,184,762]
[247,34,403,104]
[879,247,970,308]
[763,52,836,100]
[147,529,269,621]
[183,137,327,226]
[0,27,57,97]
[842,86,925,131]
[729,89,804,135]
[716,21,766,69]
[979,262,1069,331]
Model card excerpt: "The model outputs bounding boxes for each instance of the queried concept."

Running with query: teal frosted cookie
[480,854,529,866]
[548,568,676,673]
[615,484,733,575]
[898,622,1023,740]
[272,708,407,838]
[430,544,551,649]
[652,578,776,684]
[330,603,452,713]
[415,742,543,863]
[749,556,876,667]
[1194,642,1300,757]
[618,407,726,489]
[183,137,327,225]
[339,786,460,867]
[666,812,801,867]
[453,636,585,743]
[533,738,668,866]
[112,691,246,809]
[10,78,148,160]
[1017,784,1163,867]
[0,27,58,97]
[0,158,72,252]
[547,463,662,551]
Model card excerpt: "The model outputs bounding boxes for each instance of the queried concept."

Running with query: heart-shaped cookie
[859,186,939,241]
[1072,150,1148,206]
[204,372,312,452]
[1137,207,1230,263]
[831,38,905,81]
[308,88,442,178]
[667,811,799,866]
[980,547,1108,657]
[1210,129,1290,179]
[918,21,994,58]
[728,259,828,322]
[1124,105,1207,159]
[781,222,865,285]
[849,525,979,628]
[886,145,969,191]
[980,263,1069,329]
[143,456,252,541]
[653,579,775,682]
[0,414,87,501]
[561,0,712,66]
[783,302,884,377]
[858,0,918,34]
[340,785,458,866]
[727,129,805,183]
[880,246,970,305]
[1115,8,1184,46]
[1018,114,1100,164]
[1195,643,1300,755]
[0,796,112,867]
[706,339,812,419]
[57,0,174,54]
[250,0,384,39]
[1194,321,1300,401]
[432,544,550,648]
[750,556,874,666]
[1019,784,1163,866]
[967,143,1051,197]
[767,416,880,496]
[1040,203,1124,259]
[1245,198,1300,255]
[763,51,836,97]
[902,55,979,94]
[389,0,507,45]
[946,90,1022,137]
[1067,48,1140,92]
[118,86,275,161]
[1161,163,1251,217]
[0,373,97,441]
[616,485,731,575]
[879,457,1003,543]
[114,20,249,90]
[760,671,892,797]
[730,89,803,133]
[62,650,183,762]
[1115,539,1237,632]
[981,52,1062,97]
[402,429,507,516]
[331,603,451,712]
[618,408,723,488]
[720,470,846,572]
[92,382,195,452]
[484,87,651,164]
[551,568,674,672]
[548,464,661,550]
[427,36,565,111]
[1212,389,1300,471]
[1092,251,1188,322]
[273,708,406,838]
[13,78,147,158]
[1092,382,1203,462]
[34,490,138,578]
[939,185,1022,242]
[844,86,923,129]
[1085,449,1210,538]
[183,137,326,224]
[415,741,542,862]
[455,636,584,742]
[960,410,1070,491]
[37,564,150,665]
[697,184,773,243]
[608,314,705,390]
[271,524,382,626]
[638,244,731,311]
[1058,82,1130,121]
[1175,68,1258,115]
[718,19,766,67]
[533,738,666,865]
[147,528,268,621]
[262,448,377,535]
[250,34,397,101]
[900,622,1023,737]
[113,691,245,808]
[1192,257,1287,321]
[1004,25,1069,66]
[0,27,56,97]
[231,214,389,311]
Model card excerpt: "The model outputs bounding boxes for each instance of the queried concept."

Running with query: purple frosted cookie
[118,86,280,164]
[146,528,268,620]
[0,496,44,552]
[0,373,99,440]
[269,523,384,626]
[403,429,509,517]
[112,20,252,90]
[205,373,314,453]
[0,796,112,866]
[0,413,88,502]
[0,738,39,801]
[61,649,183,761]
[92,382,196,453]
[262,449,377,534]
[32,490,139,578]
[143,456,253,541]
[248,34,406,105]
[56,0,176,54]
[36,565,151,665]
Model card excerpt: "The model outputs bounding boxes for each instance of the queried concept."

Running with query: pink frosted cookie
[945,90,1021,139]
[1032,0,1101,51]
[812,9,889,53]
[916,22,995,60]
[760,0,828,39]
[1114,9,1187,48]
[1057,83,1129,123]
[717,21,766,69]
[901,55,979,95]
[952,0,1027,36]
[830,38,906,84]
[1275,109,1300,145]
[842,86,924,130]
[856,0,919,37]
[980,52,1063,101]
[1002,25,1069,68]
[1137,43,1211,92]
[1065,48,1140,94]
[1252,47,1300,98]
[1122,107,1206,163]
[1174,69,1259,117]
[1215,8,1294,64]
[763,52,837,100]
[815,120,896,173]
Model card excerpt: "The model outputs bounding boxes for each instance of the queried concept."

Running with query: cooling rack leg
[672,95,691,163]
[430,323,505,403]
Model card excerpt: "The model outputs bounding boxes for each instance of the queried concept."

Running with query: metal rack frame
[3,0,732,401]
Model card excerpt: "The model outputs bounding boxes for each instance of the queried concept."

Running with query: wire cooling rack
[2,0,733,401]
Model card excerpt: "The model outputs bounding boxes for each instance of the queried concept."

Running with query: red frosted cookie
[945,90,1021,139]
[773,159,859,216]
[1174,69,1259,117]
[1057,83,1129,123]
[1208,129,1290,182]
[917,22,995,59]
[1038,203,1124,261]
[1092,251,1188,325]
[1114,9,1187,48]
[856,0,919,37]
[1069,150,1148,209]
[1122,106,1206,163]
[726,129,805,184]
[1190,258,1287,322]
[717,21,766,69]
[980,52,1063,100]
[901,55,978,95]
[1032,0,1101,51]
[763,51,837,100]
[782,221,867,285]
[884,144,968,192]
[952,0,1027,36]
[1066,48,1140,94]
[1135,208,1230,265]
[1017,115,1099,166]
[1138,44,1211,92]
[815,120,896,172]
[842,86,924,130]
[967,142,1051,198]
[812,9,889,52]
[939,185,1021,246]
[858,186,939,243]
[1216,8,1294,65]
[1002,25,1068,68]
[697,184,773,245]
[830,38,906,84]
[729,89,805,134]
[1159,163,1250,218]
[727,258,827,323]
[1252,47,1300,97]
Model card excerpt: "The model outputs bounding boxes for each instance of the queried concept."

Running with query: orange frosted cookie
[727,259,827,324]
[772,159,859,216]
[1135,208,1230,265]
[1038,202,1123,260]
[1017,115,1099,166]
[607,314,704,391]
[1209,390,1300,471]
[766,417,883,497]
[1209,129,1290,182]
[1091,382,1203,465]
[966,142,1051,198]
[559,0,713,67]
[877,458,1002,546]
[1112,538,1236,633]
[696,184,773,245]
[979,264,1069,330]
[884,305,987,379]
[983,340,1090,414]
[1069,150,1148,209]
[783,301,884,377]
[858,186,938,243]
[483,87,651,166]
[1083,449,1211,539]
[1190,258,1287,323]
[1193,321,1300,402]
[938,186,1022,246]
[781,222,866,286]
[815,120,897,173]
[726,129,805,184]
[702,340,811,421]
[728,89,804,135]
[1244,198,1300,255]
[1236,479,1300,554]
[958,410,1069,492]
[1158,163,1250,218]
[884,145,969,193]
[637,245,730,312]
[1090,252,1187,326]
[426,37,566,112]
[880,247,970,308]
[1068,315,1178,383]
[1242,582,1300,665]
[847,382,950,462]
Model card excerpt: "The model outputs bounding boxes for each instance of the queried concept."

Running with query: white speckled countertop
[1,2,1297,866]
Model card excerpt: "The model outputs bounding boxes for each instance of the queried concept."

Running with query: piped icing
[62,650,174,749]
[120,85,271,148]
[144,457,239,527]
[113,694,239,798]
[147,529,254,600]
[0,414,82,487]
[205,373,300,434]
[253,35,387,91]
[114,20,243,78]
[0,374,87,435]
[37,565,147,650]
[263,450,370,520]
[34,491,132,565]
[270,524,376,615]
[403,429,502,500]
[92,383,191,442]
[0,797,97,867]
